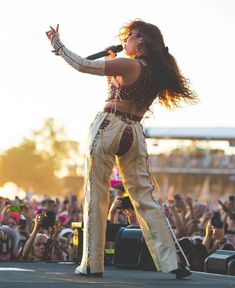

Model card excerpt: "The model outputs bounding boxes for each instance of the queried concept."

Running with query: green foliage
[0,118,81,195]
[32,118,80,170]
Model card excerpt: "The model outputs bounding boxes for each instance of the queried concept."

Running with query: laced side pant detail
[76,112,188,274]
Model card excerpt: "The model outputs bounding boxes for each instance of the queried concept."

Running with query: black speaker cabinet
[113,225,156,271]
[205,250,235,275]
[228,259,235,276]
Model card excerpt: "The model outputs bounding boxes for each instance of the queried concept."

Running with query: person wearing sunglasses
[46,19,198,279]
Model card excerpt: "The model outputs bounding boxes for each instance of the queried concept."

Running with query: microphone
[86,45,123,60]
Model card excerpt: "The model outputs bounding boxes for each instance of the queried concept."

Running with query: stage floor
[0,262,234,288]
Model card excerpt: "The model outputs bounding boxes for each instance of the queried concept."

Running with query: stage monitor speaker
[106,223,129,241]
[227,259,235,276]
[204,250,235,275]
[113,226,156,271]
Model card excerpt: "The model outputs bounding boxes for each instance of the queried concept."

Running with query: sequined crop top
[106,60,158,111]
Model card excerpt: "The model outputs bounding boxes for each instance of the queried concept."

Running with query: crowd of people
[0,181,235,273]
[149,149,235,169]
[0,195,82,262]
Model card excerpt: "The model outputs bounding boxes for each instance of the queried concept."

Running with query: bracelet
[52,40,65,56]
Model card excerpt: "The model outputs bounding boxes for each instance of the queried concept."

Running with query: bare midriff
[104,99,146,118]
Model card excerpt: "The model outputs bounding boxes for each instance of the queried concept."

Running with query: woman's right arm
[0,204,10,223]
[202,220,213,252]
[46,25,141,80]
[21,215,40,260]
[168,202,185,237]
[52,40,139,78]
[108,197,122,223]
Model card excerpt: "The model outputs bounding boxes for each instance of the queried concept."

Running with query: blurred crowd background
[0,177,235,273]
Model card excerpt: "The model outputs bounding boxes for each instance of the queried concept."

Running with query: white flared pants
[76,112,188,274]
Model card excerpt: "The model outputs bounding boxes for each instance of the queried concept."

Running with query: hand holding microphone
[86,45,123,60]
[106,47,116,59]
[104,45,121,59]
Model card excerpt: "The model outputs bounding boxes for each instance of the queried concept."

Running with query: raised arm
[21,215,40,260]
[45,25,141,79]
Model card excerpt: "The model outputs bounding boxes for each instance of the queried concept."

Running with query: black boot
[76,272,103,277]
[171,263,192,279]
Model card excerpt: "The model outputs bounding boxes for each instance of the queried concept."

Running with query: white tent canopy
[144,127,235,141]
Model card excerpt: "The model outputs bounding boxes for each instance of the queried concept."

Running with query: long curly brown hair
[119,19,198,109]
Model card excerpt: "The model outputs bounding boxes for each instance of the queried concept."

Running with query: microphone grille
[114,45,123,53]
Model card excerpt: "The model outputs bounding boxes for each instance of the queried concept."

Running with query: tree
[0,118,82,195]
[32,118,80,172]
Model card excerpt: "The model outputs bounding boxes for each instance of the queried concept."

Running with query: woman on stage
[46,19,198,279]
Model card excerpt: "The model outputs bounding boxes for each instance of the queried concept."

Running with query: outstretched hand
[45,24,60,43]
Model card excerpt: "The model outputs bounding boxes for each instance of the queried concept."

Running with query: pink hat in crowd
[9,212,20,224]
[110,179,123,187]
[58,213,69,223]
[109,166,122,187]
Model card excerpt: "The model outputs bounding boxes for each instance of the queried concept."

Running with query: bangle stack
[52,39,64,56]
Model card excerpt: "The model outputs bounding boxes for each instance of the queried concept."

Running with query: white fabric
[75,112,189,274]
[52,39,105,76]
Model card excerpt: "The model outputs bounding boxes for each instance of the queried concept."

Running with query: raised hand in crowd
[167,200,185,237]
[1,204,11,224]
[202,218,225,254]
[22,204,34,235]
[21,213,43,260]
[108,196,123,223]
